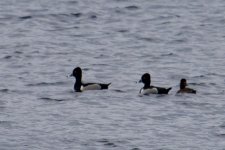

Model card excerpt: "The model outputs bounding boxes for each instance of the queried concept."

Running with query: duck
[177,78,196,94]
[70,67,111,92]
[139,73,172,95]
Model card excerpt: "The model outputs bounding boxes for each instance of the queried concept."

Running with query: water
[1,0,225,149]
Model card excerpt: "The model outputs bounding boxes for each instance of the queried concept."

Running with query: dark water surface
[1,0,225,149]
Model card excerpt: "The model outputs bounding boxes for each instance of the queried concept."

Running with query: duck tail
[192,89,197,94]
[100,83,111,89]
[167,87,172,93]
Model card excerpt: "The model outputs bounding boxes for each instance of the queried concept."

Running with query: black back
[155,87,172,94]
[99,83,111,89]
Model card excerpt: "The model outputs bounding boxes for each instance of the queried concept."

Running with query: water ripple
[1,0,225,149]
[26,82,66,87]
[0,89,9,93]
[19,16,32,20]
[97,139,117,147]
[39,97,65,101]
[125,5,139,10]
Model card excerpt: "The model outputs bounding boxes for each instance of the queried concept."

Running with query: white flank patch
[141,88,158,95]
[82,84,101,91]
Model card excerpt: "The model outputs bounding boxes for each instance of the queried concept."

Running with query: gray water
[1,0,225,149]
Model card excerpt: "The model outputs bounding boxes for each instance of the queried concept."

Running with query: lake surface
[1,0,225,149]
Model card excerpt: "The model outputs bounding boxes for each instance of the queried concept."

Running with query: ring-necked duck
[70,67,111,92]
[139,73,172,95]
[177,78,196,94]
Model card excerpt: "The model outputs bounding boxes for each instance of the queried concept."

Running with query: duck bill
[138,79,142,83]
[69,73,73,77]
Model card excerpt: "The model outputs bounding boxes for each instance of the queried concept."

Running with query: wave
[39,97,64,101]
[26,81,65,87]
